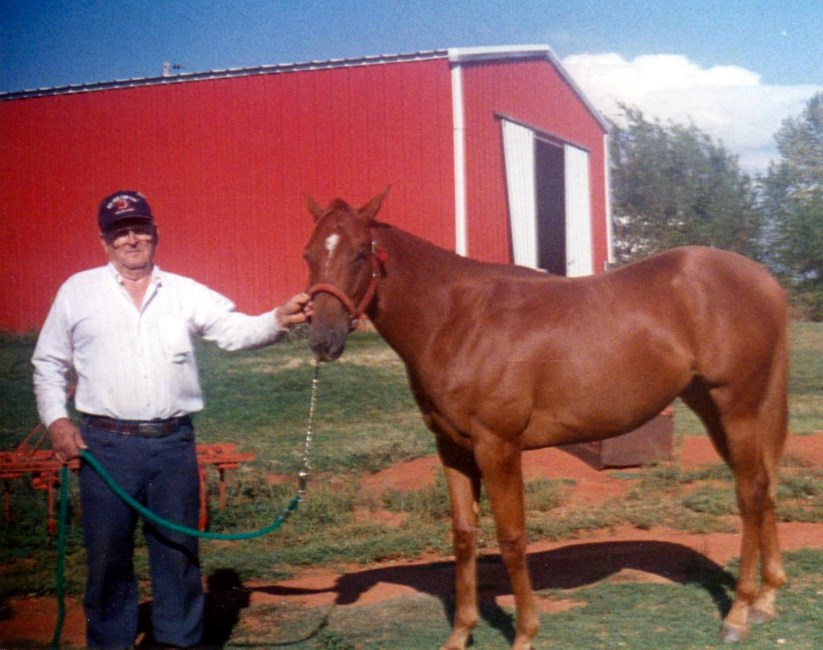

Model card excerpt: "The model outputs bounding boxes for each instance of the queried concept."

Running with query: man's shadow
[137,568,251,649]
[137,540,735,647]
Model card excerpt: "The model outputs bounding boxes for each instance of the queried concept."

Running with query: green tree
[610,105,761,263]
[761,92,823,319]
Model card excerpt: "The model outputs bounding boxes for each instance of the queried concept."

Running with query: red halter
[307,242,388,322]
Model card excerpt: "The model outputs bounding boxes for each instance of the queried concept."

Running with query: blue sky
[2,0,821,171]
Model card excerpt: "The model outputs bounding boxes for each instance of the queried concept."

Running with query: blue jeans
[80,421,204,649]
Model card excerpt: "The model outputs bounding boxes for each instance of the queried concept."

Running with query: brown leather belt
[80,414,192,438]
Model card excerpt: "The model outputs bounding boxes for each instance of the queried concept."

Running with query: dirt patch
[2,433,821,648]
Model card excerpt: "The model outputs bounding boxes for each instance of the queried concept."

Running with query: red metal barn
[0,46,611,332]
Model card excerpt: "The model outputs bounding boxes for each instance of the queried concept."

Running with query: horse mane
[373,219,558,282]
[323,198,354,215]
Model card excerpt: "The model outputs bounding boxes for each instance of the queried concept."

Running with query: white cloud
[562,53,822,173]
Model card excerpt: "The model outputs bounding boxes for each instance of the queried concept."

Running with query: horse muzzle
[305,274,375,362]
[306,292,354,362]
[308,322,349,362]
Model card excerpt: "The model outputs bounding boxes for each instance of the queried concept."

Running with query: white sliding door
[501,119,538,269]
[564,144,593,277]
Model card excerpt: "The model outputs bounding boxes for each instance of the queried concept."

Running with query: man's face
[101,221,157,275]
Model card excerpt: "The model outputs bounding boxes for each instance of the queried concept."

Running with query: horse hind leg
[721,414,786,642]
[744,356,789,629]
[681,374,787,642]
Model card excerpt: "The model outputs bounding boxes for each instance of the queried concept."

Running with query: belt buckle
[137,422,164,437]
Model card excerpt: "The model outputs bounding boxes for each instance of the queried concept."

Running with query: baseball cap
[98,190,154,233]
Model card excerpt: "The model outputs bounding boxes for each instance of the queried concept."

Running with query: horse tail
[761,287,790,501]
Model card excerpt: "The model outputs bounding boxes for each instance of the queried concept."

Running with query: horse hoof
[720,622,749,643]
[439,634,469,650]
[749,607,776,625]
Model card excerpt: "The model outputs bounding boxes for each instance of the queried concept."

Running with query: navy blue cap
[98,190,154,233]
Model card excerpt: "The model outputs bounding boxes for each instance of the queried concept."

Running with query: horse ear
[305,194,326,223]
[358,186,391,224]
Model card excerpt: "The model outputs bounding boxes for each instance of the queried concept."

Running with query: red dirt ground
[2,433,822,648]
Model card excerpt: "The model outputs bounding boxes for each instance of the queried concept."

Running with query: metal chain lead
[298,360,320,497]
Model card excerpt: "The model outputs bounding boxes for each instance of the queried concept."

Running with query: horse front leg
[437,436,482,650]
[473,432,539,650]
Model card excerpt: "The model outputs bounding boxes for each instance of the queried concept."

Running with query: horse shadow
[236,540,736,646]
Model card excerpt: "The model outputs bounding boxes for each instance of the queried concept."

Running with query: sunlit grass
[1,324,822,603]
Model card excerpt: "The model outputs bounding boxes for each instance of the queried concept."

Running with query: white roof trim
[447,45,552,63]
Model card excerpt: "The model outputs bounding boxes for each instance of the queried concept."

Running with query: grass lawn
[1,323,822,648]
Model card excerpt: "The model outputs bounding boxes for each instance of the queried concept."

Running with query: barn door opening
[501,117,593,276]
[535,137,565,275]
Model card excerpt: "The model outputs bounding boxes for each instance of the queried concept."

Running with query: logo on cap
[108,194,140,214]
[98,190,154,233]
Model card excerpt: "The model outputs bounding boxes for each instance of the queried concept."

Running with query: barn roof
[0,45,607,129]
[0,49,446,100]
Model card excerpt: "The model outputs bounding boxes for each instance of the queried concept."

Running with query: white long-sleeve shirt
[33,264,287,426]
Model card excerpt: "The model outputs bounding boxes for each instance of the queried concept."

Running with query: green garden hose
[51,464,69,650]
[80,448,302,540]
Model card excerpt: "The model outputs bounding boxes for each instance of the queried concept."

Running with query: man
[32,190,310,649]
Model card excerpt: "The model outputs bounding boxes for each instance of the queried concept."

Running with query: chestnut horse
[303,191,788,649]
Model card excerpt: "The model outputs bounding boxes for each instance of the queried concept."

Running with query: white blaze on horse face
[324,233,341,274]
[325,233,340,259]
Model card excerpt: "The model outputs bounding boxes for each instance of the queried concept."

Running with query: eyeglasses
[104,225,156,245]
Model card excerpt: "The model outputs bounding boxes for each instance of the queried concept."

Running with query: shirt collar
[107,262,163,286]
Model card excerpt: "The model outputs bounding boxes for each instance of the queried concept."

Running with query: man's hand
[48,418,87,463]
[276,292,313,329]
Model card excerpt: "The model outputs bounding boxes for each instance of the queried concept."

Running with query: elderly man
[33,190,310,649]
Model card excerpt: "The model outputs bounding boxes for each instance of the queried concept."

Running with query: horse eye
[353,251,369,264]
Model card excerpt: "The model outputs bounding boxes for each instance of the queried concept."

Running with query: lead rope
[50,359,321,648]
[298,359,319,495]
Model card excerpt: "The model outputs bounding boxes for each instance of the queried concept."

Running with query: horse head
[303,188,389,361]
